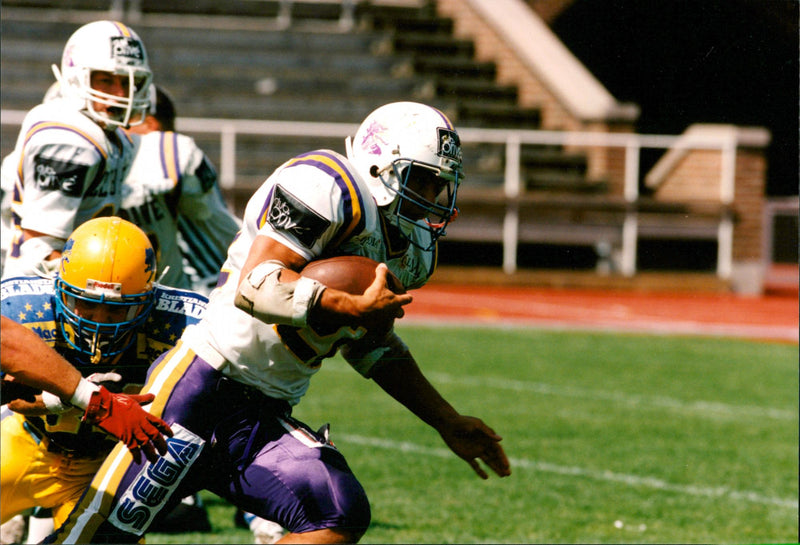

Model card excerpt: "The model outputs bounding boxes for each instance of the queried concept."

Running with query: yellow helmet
[55,217,157,362]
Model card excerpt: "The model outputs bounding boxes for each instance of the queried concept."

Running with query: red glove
[83,386,173,464]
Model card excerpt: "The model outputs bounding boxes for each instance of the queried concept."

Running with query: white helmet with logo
[53,20,152,128]
[346,102,463,250]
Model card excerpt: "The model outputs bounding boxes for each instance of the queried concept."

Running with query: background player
[46,102,510,544]
[0,217,206,538]
[121,84,240,293]
[2,20,151,278]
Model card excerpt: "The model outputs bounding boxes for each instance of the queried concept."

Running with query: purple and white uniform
[47,149,438,543]
[2,98,136,278]
[120,130,239,291]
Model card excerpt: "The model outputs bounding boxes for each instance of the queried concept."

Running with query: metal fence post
[621,138,640,277]
[502,134,521,274]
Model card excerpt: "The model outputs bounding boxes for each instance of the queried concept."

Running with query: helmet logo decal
[110,36,145,65]
[61,237,75,274]
[86,278,123,297]
[437,128,462,162]
[360,120,389,156]
[144,246,156,279]
[63,44,77,67]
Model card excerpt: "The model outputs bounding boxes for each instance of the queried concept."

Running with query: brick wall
[654,150,725,203]
[435,0,634,196]
[646,125,769,265]
[437,0,577,131]
[732,147,767,261]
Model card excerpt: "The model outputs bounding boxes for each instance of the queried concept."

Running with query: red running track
[403,285,798,343]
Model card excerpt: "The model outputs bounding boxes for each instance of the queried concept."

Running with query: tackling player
[46,102,511,544]
[1,315,168,446]
[0,217,207,536]
[2,20,151,279]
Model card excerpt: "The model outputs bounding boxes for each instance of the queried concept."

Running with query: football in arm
[300,255,405,295]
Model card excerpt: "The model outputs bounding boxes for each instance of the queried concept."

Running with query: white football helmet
[346,101,463,250]
[53,20,152,128]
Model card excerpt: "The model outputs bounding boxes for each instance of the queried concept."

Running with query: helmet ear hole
[369,165,380,178]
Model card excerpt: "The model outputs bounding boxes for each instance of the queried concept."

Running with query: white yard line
[340,434,798,510]
[326,359,796,422]
[426,371,797,421]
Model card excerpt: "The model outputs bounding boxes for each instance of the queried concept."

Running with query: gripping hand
[83,386,173,463]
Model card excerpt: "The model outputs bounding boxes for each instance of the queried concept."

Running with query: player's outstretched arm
[369,348,511,479]
[2,315,82,398]
[1,316,172,463]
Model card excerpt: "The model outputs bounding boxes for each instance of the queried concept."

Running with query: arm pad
[234,260,326,327]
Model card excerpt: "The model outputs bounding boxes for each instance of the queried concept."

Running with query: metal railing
[103,0,423,31]
[1,110,741,278]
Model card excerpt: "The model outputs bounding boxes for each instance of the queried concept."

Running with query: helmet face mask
[378,159,460,248]
[347,102,464,251]
[56,280,153,361]
[55,21,152,128]
[54,217,156,363]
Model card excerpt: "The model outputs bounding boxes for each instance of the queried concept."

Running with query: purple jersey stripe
[286,151,367,247]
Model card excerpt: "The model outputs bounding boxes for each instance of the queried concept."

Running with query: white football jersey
[183,149,437,405]
[120,130,239,290]
[2,98,135,278]
[0,151,18,268]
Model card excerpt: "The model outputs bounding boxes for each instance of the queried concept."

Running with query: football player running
[2,20,151,279]
[0,217,207,535]
[46,102,510,544]
[121,85,240,294]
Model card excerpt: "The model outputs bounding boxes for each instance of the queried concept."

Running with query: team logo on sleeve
[33,157,88,197]
[268,185,330,248]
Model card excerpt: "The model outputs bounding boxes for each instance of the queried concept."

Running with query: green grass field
[149,325,798,544]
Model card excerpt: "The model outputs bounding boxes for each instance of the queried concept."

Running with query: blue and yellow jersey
[0,275,207,454]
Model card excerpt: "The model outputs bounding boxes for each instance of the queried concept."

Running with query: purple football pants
[46,342,371,543]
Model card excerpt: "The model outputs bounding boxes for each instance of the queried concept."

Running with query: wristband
[69,377,100,410]
[42,391,71,414]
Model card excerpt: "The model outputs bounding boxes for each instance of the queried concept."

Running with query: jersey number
[276,323,364,368]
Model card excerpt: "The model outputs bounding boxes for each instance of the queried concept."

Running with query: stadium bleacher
[1,0,778,293]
